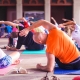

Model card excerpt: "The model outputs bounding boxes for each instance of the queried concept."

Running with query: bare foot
[12,59,20,65]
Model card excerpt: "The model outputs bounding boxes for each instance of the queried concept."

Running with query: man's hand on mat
[19,28,29,37]
[37,63,42,69]
[36,64,47,72]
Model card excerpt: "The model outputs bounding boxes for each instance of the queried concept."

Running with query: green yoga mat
[22,49,46,54]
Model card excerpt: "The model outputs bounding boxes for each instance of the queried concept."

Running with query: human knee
[15,51,20,57]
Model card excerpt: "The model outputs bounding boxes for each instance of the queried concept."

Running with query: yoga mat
[54,66,80,75]
[22,49,46,54]
[0,65,16,76]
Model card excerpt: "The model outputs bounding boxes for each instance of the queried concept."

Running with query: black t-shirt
[16,27,44,50]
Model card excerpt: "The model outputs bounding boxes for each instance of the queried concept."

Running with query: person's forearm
[38,65,50,72]
[4,21,18,27]
[62,18,72,22]
[37,64,53,72]
[62,21,75,26]
[0,21,4,24]
[9,47,18,51]
[51,17,57,24]
[28,19,56,31]
[27,20,44,31]
[0,21,18,27]
[41,66,53,72]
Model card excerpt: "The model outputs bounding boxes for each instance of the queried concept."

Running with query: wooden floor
[0,38,79,80]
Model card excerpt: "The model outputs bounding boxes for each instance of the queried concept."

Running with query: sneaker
[18,67,28,74]
[11,67,28,74]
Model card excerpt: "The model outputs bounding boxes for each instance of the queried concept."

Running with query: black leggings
[8,37,13,46]
[55,57,80,70]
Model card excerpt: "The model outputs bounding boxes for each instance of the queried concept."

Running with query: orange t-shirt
[46,28,80,63]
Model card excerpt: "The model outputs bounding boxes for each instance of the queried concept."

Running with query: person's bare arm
[0,21,18,27]
[19,19,56,37]
[36,52,55,72]
[62,18,72,22]
[62,21,75,26]
[58,21,76,28]
[29,19,56,30]
[51,17,58,25]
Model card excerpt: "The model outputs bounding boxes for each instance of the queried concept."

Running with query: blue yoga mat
[54,66,80,75]
[22,49,45,54]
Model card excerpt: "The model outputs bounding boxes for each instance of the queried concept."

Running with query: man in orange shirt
[19,20,80,72]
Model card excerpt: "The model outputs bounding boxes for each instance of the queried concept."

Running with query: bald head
[33,32,48,44]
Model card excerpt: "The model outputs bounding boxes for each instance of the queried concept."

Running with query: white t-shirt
[0,49,6,59]
[71,24,80,47]
[13,37,18,47]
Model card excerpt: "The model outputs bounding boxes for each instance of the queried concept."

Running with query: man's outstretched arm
[19,19,57,37]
